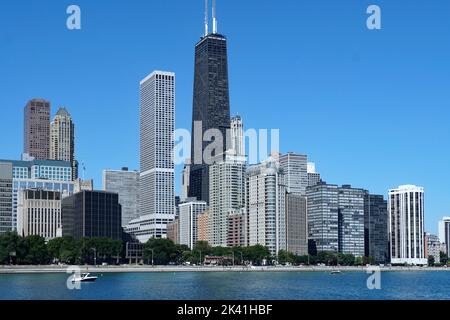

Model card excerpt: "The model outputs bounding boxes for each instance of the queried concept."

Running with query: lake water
[0,271,449,300]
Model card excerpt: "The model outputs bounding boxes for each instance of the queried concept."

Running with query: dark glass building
[189,32,231,204]
[364,193,389,264]
[62,190,122,240]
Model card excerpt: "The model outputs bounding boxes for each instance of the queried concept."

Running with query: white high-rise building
[279,153,308,196]
[389,185,427,265]
[439,217,450,255]
[103,168,140,227]
[245,156,286,256]
[179,200,207,249]
[209,152,246,247]
[50,107,77,180]
[139,71,175,239]
[230,115,244,157]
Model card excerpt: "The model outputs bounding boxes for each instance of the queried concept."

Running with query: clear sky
[1,0,449,233]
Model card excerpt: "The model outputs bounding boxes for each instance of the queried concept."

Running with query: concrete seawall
[1,265,449,274]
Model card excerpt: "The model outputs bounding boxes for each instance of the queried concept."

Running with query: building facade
[181,160,190,202]
[337,185,365,257]
[62,190,122,240]
[364,193,389,264]
[12,179,74,231]
[438,217,450,255]
[306,182,339,253]
[389,185,426,265]
[166,218,180,244]
[17,190,62,240]
[189,23,231,204]
[230,115,244,157]
[246,157,286,256]
[425,233,441,264]
[227,208,246,247]
[0,163,13,235]
[286,193,308,256]
[1,159,73,181]
[209,153,246,247]
[103,168,139,227]
[24,99,51,160]
[139,71,175,238]
[124,214,174,244]
[50,107,78,180]
[307,162,321,187]
[279,153,308,196]
[179,200,208,249]
[197,209,210,242]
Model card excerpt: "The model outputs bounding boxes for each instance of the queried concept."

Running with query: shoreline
[0,265,449,274]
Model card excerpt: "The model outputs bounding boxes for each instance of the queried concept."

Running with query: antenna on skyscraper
[204,0,209,36]
[212,0,217,34]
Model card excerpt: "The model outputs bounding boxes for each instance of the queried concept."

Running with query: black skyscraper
[62,190,122,240]
[189,4,231,204]
[364,193,389,264]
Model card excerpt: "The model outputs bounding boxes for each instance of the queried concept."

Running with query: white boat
[72,273,98,282]
[330,270,342,274]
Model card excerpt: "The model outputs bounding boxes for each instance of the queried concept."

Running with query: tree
[278,250,295,264]
[144,238,178,265]
[428,255,435,266]
[243,245,271,266]
[440,251,448,265]
[0,232,21,264]
[21,235,48,265]
[47,236,80,264]
[354,256,364,266]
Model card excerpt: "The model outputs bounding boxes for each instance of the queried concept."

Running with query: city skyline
[1,0,449,234]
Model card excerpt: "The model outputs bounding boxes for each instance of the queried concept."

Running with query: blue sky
[1,0,449,233]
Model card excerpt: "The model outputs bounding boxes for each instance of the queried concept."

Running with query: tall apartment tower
[209,153,246,247]
[279,153,308,195]
[0,162,13,235]
[189,1,231,204]
[306,182,339,253]
[364,193,389,264]
[179,200,208,249]
[307,182,366,257]
[389,185,427,265]
[50,107,77,180]
[139,71,175,238]
[24,99,51,160]
[338,185,365,257]
[103,168,140,227]
[230,115,244,157]
[246,157,286,256]
[438,217,450,255]
[286,193,308,256]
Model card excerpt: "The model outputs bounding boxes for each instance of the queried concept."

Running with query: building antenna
[212,0,217,34]
[204,0,209,36]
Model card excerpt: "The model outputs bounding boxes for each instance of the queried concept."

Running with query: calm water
[0,271,449,300]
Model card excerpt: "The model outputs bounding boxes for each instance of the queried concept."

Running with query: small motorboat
[72,273,98,282]
[330,270,342,275]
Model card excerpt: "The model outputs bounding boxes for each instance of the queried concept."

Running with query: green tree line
[0,232,123,265]
[143,239,374,266]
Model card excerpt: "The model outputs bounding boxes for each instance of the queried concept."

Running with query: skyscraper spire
[204,0,209,36]
[212,0,217,34]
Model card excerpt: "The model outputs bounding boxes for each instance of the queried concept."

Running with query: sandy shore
[0,265,449,274]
